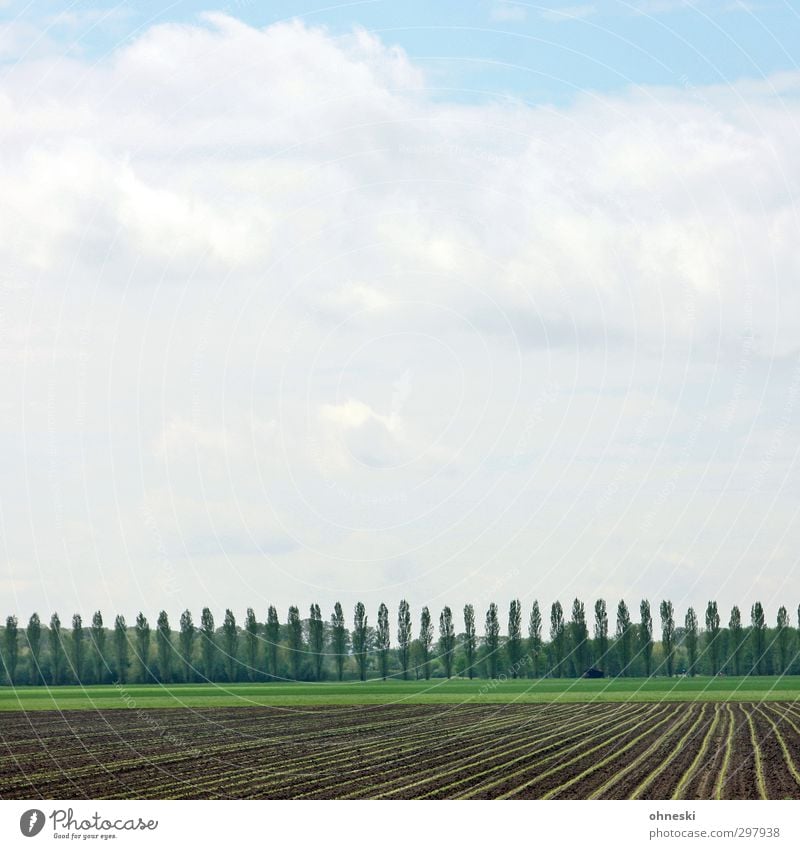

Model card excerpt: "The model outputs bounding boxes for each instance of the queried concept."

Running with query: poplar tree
[485,603,500,678]
[49,613,65,685]
[266,606,280,679]
[135,612,151,683]
[729,605,743,676]
[639,600,653,677]
[751,602,766,675]
[376,603,390,680]
[570,598,588,675]
[659,600,675,677]
[397,599,412,680]
[528,601,542,678]
[685,607,698,676]
[288,606,304,680]
[549,601,565,677]
[438,606,455,679]
[705,601,720,676]
[776,606,791,675]
[3,616,18,685]
[71,614,85,683]
[90,611,106,684]
[200,607,216,681]
[463,604,476,679]
[615,601,632,677]
[507,599,523,677]
[245,608,259,681]
[594,599,608,669]
[352,602,369,681]
[331,602,347,681]
[113,615,128,683]
[27,613,42,685]
[308,604,324,681]
[419,606,434,680]
[222,609,238,682]
[156,611,172,684]
[179,609,195,682]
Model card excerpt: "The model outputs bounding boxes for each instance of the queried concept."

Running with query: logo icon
[19,809,45,837]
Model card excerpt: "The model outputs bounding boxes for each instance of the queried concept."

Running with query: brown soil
[2,702,797,800]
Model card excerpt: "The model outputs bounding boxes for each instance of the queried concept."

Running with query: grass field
[2,676,800,711]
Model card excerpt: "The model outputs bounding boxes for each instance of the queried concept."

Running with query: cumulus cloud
[1,13,799,617]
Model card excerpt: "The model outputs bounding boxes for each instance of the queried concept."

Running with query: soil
[2,702,797,800]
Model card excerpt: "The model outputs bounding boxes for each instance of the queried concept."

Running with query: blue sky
[3,1,799,101]
[1,2,799,623]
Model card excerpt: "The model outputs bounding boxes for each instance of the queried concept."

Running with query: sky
[1,1,799,627]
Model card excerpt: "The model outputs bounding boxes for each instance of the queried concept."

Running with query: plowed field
[2,702,798,799]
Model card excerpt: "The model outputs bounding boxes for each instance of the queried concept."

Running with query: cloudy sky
[1,1,799,626]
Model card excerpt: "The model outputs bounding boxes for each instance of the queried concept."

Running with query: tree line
[1,598,798,686]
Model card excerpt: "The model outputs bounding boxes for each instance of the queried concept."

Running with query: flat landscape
[2,701,800,799]
[3,676,800,711]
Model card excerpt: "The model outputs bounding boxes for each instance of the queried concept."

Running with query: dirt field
[2,702,798,799]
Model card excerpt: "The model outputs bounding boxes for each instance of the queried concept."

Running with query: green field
[2,676,800,711]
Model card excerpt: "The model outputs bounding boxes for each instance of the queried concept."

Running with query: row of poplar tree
[1,598,798,685]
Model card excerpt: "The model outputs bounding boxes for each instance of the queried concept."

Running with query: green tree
[750,602,766,675]
[376,603,390,680]
[594,599,609,671]
[135,612,151,683]
[685,607,698,676]
[287,606,304,680]
[485,603,500,678]
[570,598,588,675]
[549,601,565,677]
[438,606,455,679]
[615,601,632,677]
[49,613,66,685]
[659,600,675,677]
[507,599,523,677]
[309,604,325,681]
[419,606,433,680]
[776,606,791,675]
[352,602,369,681]
[639,600,653,677]
[179,609,195,682]
[729,605,744,676]
[3,616,18,685]
[705,601,721,676]
[200,607,216,681]
[156,611,172,683]
[331,602,347,681]
[71,614,85,683]
[113,615,128,683]
[222,609,238,682]
[245,608,259,681]
[397,600,412,680]
[463,604,476,679]
[90,611,106,684]
[528,601,542,678]
[266,606,280,679]
[27,613,43,685]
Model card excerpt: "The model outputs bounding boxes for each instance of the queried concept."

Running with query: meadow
[2,675,800,711]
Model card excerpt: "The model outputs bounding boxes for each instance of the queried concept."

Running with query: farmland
[2,701,800,799]
[2,676,800,711]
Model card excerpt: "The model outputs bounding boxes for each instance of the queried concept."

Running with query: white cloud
[490,3,529,22]
[1,14,799,618]
[540,5,597,22]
